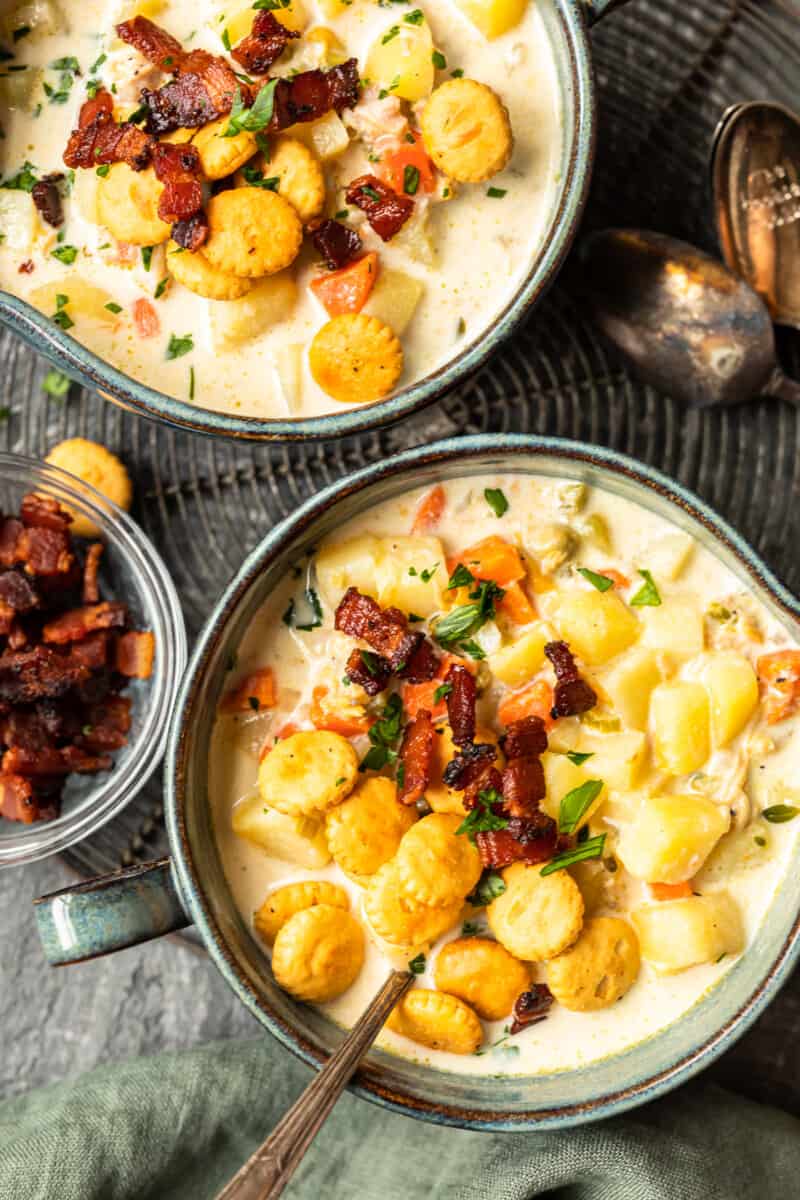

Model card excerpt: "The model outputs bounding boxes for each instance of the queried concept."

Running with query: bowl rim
[0,451,188,866]
[167,433,800,1129]
[0,0,595,442]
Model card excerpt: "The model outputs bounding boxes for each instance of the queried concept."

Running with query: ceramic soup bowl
[34,434,800,1129]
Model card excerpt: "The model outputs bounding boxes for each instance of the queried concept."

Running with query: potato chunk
[0,191,39,253]
[96,164,171,245]
[204,189,302,277]
[488,623,551,687]
[571,730,647,791]
[209,274,298,349]
[257,730,358,817]
[434,937,529,1020]
[553,589,639,666]
[699,651,759,747]
[640,596,704,664]
[363,862,463,949]
[394,813,482,908]
[325,776,416,878]
[238,139,325,223]
[168,242,252,301]
[191,118,257,180]
[45,439,132,537]
[285,111,349,160]
[421,79,512,183]
[487,861,584,961]
[615,794,729,885]
[547,917,640,1011]
[254,880,349,945]
[454,0,526,38]
[650,680,710,775]
[631,891,744,974]
[231,800,332,867]
[599,647,664,731]
[645,532,695,581]
[386,989,482,1054]
[365,17,434,103]
[363,268,425,336]
[272,904,364,1001]
[309,314,403,404]
[315,533,445,617]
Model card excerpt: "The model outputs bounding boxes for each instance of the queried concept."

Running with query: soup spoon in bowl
[577,228,800,408]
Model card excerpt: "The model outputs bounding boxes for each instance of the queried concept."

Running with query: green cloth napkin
[1,1035,798,1200]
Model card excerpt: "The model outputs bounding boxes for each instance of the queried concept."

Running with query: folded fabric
[1,1034,798,1200]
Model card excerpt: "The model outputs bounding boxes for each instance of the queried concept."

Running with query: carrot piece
[497,678,555,731]
[411,484,446,534]
[132,297,160,338]
[402,651,475,720]
[310,684,371,736]
[497,580,537,625]
[380,132,436,197]
[601,568,631,590]
[221,667,277,714]
[649,881,693,901]
[453,535,526,587]
[756,649,800,725]
[115,241,138,265]
[310,252,379,317]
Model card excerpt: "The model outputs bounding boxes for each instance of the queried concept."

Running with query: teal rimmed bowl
[0,0,626,442]
[34,434,800,1129]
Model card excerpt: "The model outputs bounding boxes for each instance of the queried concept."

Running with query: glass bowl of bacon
[0,452,186,866]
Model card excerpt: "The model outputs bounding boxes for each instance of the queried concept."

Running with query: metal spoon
[214,970,413,1200]
[711,100,800,329]
[577,228,800,407]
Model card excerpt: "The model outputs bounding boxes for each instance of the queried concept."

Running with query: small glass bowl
[0,452,186,867]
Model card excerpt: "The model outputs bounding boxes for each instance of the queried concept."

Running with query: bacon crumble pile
[0,494,154,824]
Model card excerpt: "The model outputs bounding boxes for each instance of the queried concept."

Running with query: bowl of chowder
[35,435,800,1130]
[0,0,625,439]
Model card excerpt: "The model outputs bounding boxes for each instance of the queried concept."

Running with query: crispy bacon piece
[232,9,299,75]
[270,60,359,131]
[172,211,210,252]
[80,695,132,752]
[442,740,497,791]
[68,631,109,671]
[476,815,558,869]
[31,174,64,229]
[0,773,36,823]
[42,602,127,646]
[115,15,184,69]
[544,640,597,718]
[335,587,420,672]
[398,637,439,684]
[0,519,22,567]
[308,219,363,270]
[64,95,154,171]
[0,647,89,705]
[444,663,476,747]
[398,707,435,806]
[501,756,546,820]
[510,984,554,1035]
[151,140,204,224]
[501,715,548,761]
[345,648,391,697]
[79,89,115,127]
[0,602,13,636]
[16,526,73,577]
[82,542,103,605]
[0,570,39,613]
[3,744,112,776]
[20,494,72,532]
[115,631,156,679]
[18,260,34,275]
[345,174,414,242]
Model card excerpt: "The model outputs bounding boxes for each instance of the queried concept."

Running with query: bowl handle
[33,856,191,966]
[582,0,630,24]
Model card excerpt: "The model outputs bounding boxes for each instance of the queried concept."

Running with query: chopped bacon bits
[500,715,548,761]
[544,640,597,718]
[132,297,161,338]
[31,174,64,229]
[444,662,476,747]
[172,210,210,252]
[510,984,554,1034]
[151,141,204,225]
[442,740,497,790]
[43,602,127,645]
[501,755,546,819]
[16,526,73,577]
[82,542,103,605]
[232,9,299,75]
[116,631,156,679]
[64,95,154,171]
[0,570,39,613]
[345,173,414,241]
[345,648,391,697]
[397,637,439,684]
[115,15,184,69]
[21,494,72,532]
[397,707,435,805]
[0,774,36,823]
[308,219,363,271]
[476,816,557,869]
[334,587,420,672]
[271,60,360,132]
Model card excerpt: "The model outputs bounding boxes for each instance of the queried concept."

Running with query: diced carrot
[411,484,446,534]
[221,667,277,714]
[497,580,537,625]
[757,649,800,725]
[310,252,379,317]
[402,651,476,720]
[601,568,631,590]
[497,678,555,731]
[452,536,526,587]
[115,241,138,265]
[132,297,160,338]
[649,880,693,901]
[310,684,371,736]
[380,132,436,197]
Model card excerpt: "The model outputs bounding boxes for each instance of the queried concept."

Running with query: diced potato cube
[315,533,382,609]
[553,589,640,666]
[699,651,758,748]
[72,168,101,225]
[631,891,744,973]
[365,19,434,103]
[364,268,424,335]
[0,66,44,111]
[209,274,298,349]
[273,0,307,33]
[541,752,603,824]
[645,532,695,581]
[488,622,552,687]
[600,647,664,731]
[650,680,710,775]
[305,26,347,65]
[1,0,63,40]
[220,4,252,42]
[616,793,729,884]
[315,533,445,617]
[121,0,165,17]
[29,278,120,327]
[395,210,438,267]
[0,191,38,254]
[454,0,526,39]
[231,796,332,867]
[285,111,349,160]
[640,596,704,664]
[574,730,648,791]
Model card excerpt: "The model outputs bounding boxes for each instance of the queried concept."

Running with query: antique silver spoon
[578,228,800,407]
[711,100,800,330]
[214,969,413,1200]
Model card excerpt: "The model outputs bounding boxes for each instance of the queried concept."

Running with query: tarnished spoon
[578,228,800,407]
[214,969,413,1200]
[711,100,800,329]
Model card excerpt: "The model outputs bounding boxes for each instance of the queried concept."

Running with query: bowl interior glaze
[169,435,800,1129]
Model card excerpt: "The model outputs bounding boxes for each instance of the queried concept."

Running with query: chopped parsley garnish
[55,293,68,308]
[361,183,381,201]
[141,245,153,271]
[467,870,506,906]
[403,164,420,195]
[404,7,424,21]
[359,649,383,677]
[458,639,486,660]
[223,80,278,137]
[540,833,606,876]
[221,27,232,50]
[382,24,400,43]
[754,835,767,847]
[281,598,294,626]
[241,165,279,190]
[461,921,480,937]
[1,161,37,191]
[447,563,474,590]
[86,79,101,98]
[578,566,614,592]
[762,805,799,824]
[189,365,196,400]
[433,682,452,704]
[360,692,403,772]
[450,67,463,77]
[557,779,604,834]
[408,562,438,582]
[630,568,661,607]
[434,578,504,649]
[407,612,424,623]
[42,370,70,397]
[12,25,31,40]
[166,333,194,360]
[431,49,446,68]
[104,301,122,314]
[96,164,110,177]
[484,487,508,518]
[51,56,80,72]
[51,244,78,265]
[487,187,507,198]
[154,276,169,299]
[127,103,148,124]
[707,602,733,622]
[408,952,426,975]
[565,750,594,766]
[294,586,323,631]
[253,0,292,8]
[89,52,107,74]
[334,208,349,220]
[52,308,74,330]
[456,787,508,844]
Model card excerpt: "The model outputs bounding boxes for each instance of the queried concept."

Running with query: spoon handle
[214,970,413,1200]
[764,367,800,407]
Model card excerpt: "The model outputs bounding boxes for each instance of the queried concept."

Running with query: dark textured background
[1,0,800,1117]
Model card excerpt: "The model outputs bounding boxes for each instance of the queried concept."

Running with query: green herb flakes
[431,49,446,68]
[762,805,799,824]
[557,779,604,834]
[484,487,508,518]
[408,952,426,975]
[1,160,37,191]
[360,692,403,772]
[104,301,122,314]
[447,563,474,590]
[433,682,453,704]
[456,787,508,844]
[540,833,606,876]
[166,332,194,360]
[51,244,78,265]
[223,79,278,137]
[467,870,506,906]
[487,186,506,198]
[382,24,400,43]
[403,163,420,195]
[154,276,169,299]
[42,370,70,397]
[95,163,110,177]
[404,7,424,21]
[221,27,232,50]
[565,751,594,766]
[578,566,614,592]
[141,245,153,271]
[630,568,661,607]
